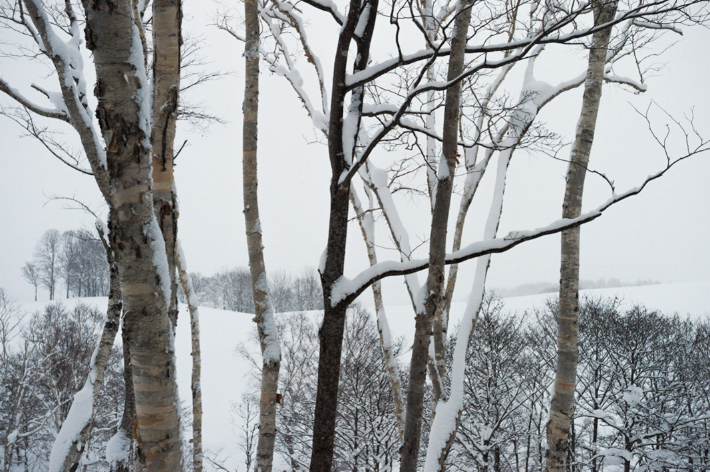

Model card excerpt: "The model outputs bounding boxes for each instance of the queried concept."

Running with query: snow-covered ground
[13,280,710,471]
[367,280,710,357]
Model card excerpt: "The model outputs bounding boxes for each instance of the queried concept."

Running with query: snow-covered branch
[0,78,70,121]
[330,143,709,308]
[297,0,346,25]
[345,0,699,90]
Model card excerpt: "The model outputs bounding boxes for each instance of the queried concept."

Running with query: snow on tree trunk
[424,140,513,472]
[423,40,592,468]
[151,0,182,329]
[350,187,406,439]
[48,217,123,472]
[243,1,282,469]
[310,1,378,470]
[440,61,513,341]
[545,2,618,470]
[399,1,473,469]
[108,312,138,472]
[176,242,203,472]
[83,1,183,469]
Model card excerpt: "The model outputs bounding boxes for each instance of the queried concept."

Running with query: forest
[0,0,709,471]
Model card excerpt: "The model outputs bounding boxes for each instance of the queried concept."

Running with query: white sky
[1,3,709,305]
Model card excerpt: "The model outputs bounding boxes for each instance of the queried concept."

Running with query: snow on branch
[330,135,709,308]
[22,0,108,172]
[340,43,582,185]
[345,0,699,90]
[604,73,648,92]
[631,18,684,34]
[260,3,329,131]
[297,0,346,25]
[0,79,70,122]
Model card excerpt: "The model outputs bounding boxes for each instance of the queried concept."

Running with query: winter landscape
[1,0,709,471]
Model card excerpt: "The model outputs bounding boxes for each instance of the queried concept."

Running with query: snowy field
[14,280,710,471]
[369,280,710,359]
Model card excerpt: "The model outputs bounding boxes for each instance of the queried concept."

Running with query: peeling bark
[82,1,183,469]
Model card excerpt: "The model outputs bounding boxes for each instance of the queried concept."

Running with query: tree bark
[82,1,183,469]
[176,243,203,472]
[350,187,406,439]
[151,0,182,329]
[399,2,473,469]
[243,1,282,470]
[310,1,377,470]
[115,314,137,472]
[544,2,618,470]
[48,216,123,472]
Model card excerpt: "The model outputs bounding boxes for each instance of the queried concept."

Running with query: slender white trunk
[545,2,618,469]
[243,1,282,468]
[350,187,406,439]
[175,242,203,472]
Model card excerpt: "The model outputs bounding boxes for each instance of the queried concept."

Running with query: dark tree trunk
[310,0,378,469]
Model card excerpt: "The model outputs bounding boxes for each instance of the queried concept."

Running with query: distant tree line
[21,229,109,301]
[2,281,708,472]
[232,295,710,472]
[180,269,323,314]
[496,279,662,298]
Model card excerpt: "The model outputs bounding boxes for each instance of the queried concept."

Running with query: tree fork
[400,2,473,469]
[83,1,183,469]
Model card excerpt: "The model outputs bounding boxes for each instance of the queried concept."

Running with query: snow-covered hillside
[13,280,710,471]
[370,280,710,356]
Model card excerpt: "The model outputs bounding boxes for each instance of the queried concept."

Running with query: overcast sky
[1,3,709,305]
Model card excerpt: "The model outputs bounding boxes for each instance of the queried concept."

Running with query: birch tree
[151,0,182,329]
[400,2,474,467]
[242,0,283,468]
[546,2,625,469]
[2,0,182,468]
[219,0,708,468]
[82,0,183,466]
[176,242,203,472]
[0,0,204,468]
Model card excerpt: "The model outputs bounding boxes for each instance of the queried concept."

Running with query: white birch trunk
[545,2,618,469]
[350,187,406,439]
[175,242,203,472]
[243,1,282,469]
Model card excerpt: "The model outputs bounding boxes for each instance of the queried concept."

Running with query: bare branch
[332,129,709,307]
